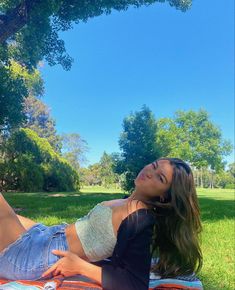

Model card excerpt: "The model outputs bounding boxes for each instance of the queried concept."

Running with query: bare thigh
[17,214,37,230]
[0,194,26,252]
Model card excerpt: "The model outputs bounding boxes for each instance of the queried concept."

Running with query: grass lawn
[2,187,235,289]
[197,188,234,290]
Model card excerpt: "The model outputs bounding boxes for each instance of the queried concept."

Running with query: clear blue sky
[41,0,234,166]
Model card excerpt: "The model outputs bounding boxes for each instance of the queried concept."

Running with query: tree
[227,162,235,178]
[79,152,122,188]
[0,65,26,133]
[0,0,192,70]
[0,61,44,133]
[79,163,102,186]
[99,151,120,187]
[61,133,88,171]
[214,170,234,189]
[23,95,61,152]
[0,128,79,192]
[156,109,232,187]
[118,105,159,191]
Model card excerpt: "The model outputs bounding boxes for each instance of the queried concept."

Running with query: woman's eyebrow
[156,161,168,184]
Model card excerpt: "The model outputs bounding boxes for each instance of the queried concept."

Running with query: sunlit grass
[196,188,234,289]
[4,188,124,225]
[80,185,123,194]
[3,187,234,289]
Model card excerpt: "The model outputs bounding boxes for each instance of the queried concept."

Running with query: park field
[2,187,235,290]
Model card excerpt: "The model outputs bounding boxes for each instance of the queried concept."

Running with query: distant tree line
[193,165,234,189]
[79,152,122,188]
[0,84,233,192]
[79,106,233,191]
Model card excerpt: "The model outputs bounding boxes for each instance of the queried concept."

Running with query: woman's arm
[42,250,102,285]
[101,210,155,290]
[43,210,155,290]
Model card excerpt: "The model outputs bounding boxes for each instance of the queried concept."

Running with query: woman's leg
[0,194,26,252]
[16,214,37,230]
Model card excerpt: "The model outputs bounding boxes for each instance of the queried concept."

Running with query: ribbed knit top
[75,203,117,262]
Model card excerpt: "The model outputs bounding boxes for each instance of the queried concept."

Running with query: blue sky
[42,0,234,166]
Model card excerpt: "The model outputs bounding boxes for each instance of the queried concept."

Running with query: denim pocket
[47,227,68,268]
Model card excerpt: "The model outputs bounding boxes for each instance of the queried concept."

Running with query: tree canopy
[61,133,88,171]
[0,61,43,133]
[0,0,192,135]
[79,151,120,187]
[118,105,159,191]
[156,109,232,171]
[0,64,27,133]
[0,0,192,70]
[99,151,120,187]
[115,107,233,191]
[0,128,79,192]
[23,95,61,152]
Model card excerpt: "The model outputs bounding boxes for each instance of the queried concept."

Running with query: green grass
[3,186,124,225]
[2,187,235,289]
[197,188,234,290]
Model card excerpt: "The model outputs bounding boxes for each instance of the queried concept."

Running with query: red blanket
[0,276,202,289]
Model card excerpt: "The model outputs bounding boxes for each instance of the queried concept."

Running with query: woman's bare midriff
[65,198,148,260]
[65,224,88,260]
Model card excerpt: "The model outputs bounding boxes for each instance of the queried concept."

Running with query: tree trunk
[196,170,199,187]
[211,171,214,188]
[200,168,204,188]
[0,0,41,43]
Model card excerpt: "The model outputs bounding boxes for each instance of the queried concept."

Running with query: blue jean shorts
[0,223,69,280]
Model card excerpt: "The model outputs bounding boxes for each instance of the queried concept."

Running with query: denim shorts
[0,223,69,280]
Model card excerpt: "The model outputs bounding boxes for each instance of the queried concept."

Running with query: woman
[0,158,202,289]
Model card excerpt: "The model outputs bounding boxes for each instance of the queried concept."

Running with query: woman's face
[134,159,174,199]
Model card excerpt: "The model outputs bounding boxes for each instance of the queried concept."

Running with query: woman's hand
[42,249,102,285]
[42,250,83,278]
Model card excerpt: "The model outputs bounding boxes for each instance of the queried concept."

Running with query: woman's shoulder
[122,199,148,216]
[110,198,153,236]
[119,199,155,231]
[116,208,155,243]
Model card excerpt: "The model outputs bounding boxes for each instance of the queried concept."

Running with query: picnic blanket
[0,278,101,289]
[0,274,203,290]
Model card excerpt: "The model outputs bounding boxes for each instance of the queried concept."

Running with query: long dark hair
[146,158,202,277]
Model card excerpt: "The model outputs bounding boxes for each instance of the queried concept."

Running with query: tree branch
[0,0,41,43]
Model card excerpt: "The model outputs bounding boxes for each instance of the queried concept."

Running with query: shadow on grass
[199,197,234,221]
[4,192,125,221]
[5,192,235,221]
[5,192,234,222]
